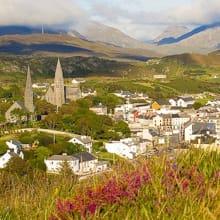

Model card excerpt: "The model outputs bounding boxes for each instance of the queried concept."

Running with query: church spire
[55,58,63,81]
[24,65,34,113]
[54,58,65,108]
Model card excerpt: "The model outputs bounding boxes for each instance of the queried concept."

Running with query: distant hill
[157,23,220,45]
[0,56,133,81]
[163,51,220,66]
[154,25,189,43]
[0,25,67,36]
[74,22,155,50]
[0,34,160,60]
[0,24,156,51]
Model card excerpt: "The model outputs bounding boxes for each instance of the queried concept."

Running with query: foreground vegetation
[0,149,219,219]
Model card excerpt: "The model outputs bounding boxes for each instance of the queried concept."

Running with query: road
[2,127,77,138]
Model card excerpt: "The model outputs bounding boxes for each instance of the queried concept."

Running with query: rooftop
[46,155,78,161]
[74,152,96,162]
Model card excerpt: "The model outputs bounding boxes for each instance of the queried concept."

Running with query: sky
[0,0,220,40]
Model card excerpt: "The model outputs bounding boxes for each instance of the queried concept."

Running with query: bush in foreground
[50,149,220,220]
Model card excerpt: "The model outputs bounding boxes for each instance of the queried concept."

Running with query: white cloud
[0,0,86,26]
[0,0,220,40]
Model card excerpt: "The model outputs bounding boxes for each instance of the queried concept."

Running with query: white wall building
[105,138,146,159]
[44,154,79,174]
[177,97,195,108]
[184,122,216,142]
[0,140,24,169]
[169,97,195,108]
[45,152,108,175]
[69,136,92,153]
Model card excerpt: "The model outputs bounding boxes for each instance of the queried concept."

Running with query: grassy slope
[0,149,219,219]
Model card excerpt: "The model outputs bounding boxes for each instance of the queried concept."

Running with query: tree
[43,113,62,129]
[34,146,52,161]
[11,108,27,122]
[92,141,106,153]
[193,101,203,110]
[35,100,56,115]
[37,133,54,146]
[48,143,64,155]
[63,143,86,155]
[59,160,77,182]
[114,120,131,138]
[5,157,31,176]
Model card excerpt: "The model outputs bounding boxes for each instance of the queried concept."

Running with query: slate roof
[156,99,170,106]
[192,122,216,135]
[71,136,92,145]
[149,128,159,137]
[74,152,96,162]
[46,155,78,161]
[8,151,19,157]
[11,140,22,148]
[179,97,194,102]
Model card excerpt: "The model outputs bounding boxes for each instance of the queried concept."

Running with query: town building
[0,140,24,168]
[169,96,195,108]
[44,154,79,174]
[105,138,146,159]
[90,103,108,115]
[45,152,108,175]
[44,59,81,108]
[5,67,35,123]
[184,122,217,142]
[69,135,92,153]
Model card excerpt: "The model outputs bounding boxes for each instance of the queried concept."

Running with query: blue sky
[1,0,220,40]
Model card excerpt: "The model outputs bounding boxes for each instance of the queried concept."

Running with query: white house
[6,140,23,154]
[45,152,108,175]
[177,96,195,108]
[105,138,146,159]
[169,97,195,108]
[169,98,178,107]
[32,83,49,89]
[69,136,92,153]
[81,89,97,98]
[90,103,108,115]
[171,114,191,131]
[153,115,163,128]
[133,103,151,114]
[142,128,166,146]
[44,154,79,174]
[74,152,98,174]
[184,122,216,142]
[72,78,86,84]
[0,140,24,169]
[113,91,132,99]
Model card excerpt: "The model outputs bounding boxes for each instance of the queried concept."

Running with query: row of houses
[0,136,108,175]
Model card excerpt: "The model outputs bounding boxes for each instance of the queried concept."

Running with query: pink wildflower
[87,203,97,215]
[181,179,190,192]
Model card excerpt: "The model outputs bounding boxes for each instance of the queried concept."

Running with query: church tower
[54,58,65,108]
[24,66,34,113]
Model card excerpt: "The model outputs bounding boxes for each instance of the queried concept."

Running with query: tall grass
[0,149,219,219]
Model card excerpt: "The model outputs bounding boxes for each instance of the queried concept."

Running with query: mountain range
[0,22,220,57]
[154,26,189,43]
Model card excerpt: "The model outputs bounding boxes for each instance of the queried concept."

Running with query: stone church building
[44,58,81,107]
[5,66,35,122]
